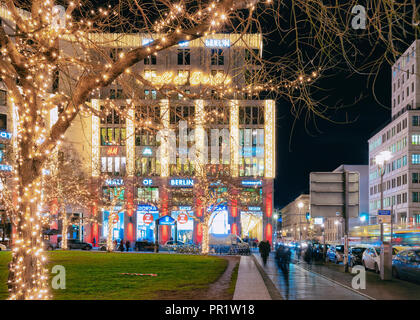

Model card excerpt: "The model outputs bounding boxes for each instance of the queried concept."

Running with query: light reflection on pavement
[253,254,368,300]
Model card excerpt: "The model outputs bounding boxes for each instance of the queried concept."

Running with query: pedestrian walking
[304,245,313,265]
[295,246,301,263]
[113,239,118,251]
[126,240,130,252]
[119,239,124,252]
[93,237,96,247]
[259,240,270,265]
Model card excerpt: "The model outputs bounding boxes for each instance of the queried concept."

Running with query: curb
[251,255,283,300]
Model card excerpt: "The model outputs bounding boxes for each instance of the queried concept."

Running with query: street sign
[159,215,176,225]
[377,210,391,223]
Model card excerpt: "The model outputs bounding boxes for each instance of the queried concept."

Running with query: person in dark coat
[119,239,124,252]
[259,240,271,265]
[126,240,130,252]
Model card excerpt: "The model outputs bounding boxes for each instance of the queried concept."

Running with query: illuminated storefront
[136,204,159,242]
[102,209,125,241]
[83,34,275,247]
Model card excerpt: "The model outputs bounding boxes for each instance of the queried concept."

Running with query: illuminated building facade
[368,40,420,226]
[74,33,276,247]
[0,28,276,247]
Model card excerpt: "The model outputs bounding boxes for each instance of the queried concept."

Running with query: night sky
[273,65,391,208]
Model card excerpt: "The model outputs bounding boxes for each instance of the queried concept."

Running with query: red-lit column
[230,188,239,237]
[194,196,203,244]
[264,181,274,247]
[124,177,135,247]
[88,177,100,246]
[159,182,170,244]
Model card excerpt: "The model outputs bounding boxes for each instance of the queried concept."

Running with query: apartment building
[368,40,420,226]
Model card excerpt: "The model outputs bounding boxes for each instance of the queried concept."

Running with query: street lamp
[297,201,304,241]
[375,150,393,280]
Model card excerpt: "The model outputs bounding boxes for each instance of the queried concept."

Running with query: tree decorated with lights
[99,183,126,252]
[0,0,416,300]
[42,146,96,250]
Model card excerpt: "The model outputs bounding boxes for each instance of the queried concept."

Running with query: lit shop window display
[102,210,125,241]
[208,205,230,235]
[136,204,159,242]
[240,209,263,240]
[172,206,194,244]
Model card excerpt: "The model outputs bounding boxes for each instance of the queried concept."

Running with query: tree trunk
[61,212,68,250]
[201,220,210,255]
[106,212,115,252]
[8,185,50,300]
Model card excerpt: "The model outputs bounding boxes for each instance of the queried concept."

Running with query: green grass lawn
[0,251,228,300]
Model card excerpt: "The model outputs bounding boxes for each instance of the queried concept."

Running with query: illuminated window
[137,187,159,203]
[101,157,126,176]
[412,154,420,164]
[412,135,420,145]
[135,157,161,176]
[144,90,157,100]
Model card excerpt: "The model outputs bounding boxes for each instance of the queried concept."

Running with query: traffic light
[306,212,311,220]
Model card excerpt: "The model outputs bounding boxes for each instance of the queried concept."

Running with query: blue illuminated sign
[137,204,158,213]
[178,41,189,47]
[205,39,230,48]
[170,178,194,187]
[142,147,153,156]
[0,131,12,139]
[142,38,154,46]
[159,215,175,225]
[105,179,124,186]
[241,180,262,186]
[248,206,261,211]
[142,178,153,186]
[0,150,2,162]
[0,164,12,171]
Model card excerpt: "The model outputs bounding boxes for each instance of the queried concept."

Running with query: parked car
[67,239,92,250]
[135,240,156,252]
[362,246,381,272]
[326,245,344,264]
[392,248,420,283]
[363,245,405,273]
[348,247,367,267]
[0,243,6,251]
[162,240,184,251]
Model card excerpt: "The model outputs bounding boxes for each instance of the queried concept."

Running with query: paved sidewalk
[233,256,271,300]
[253,253,369,300]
